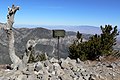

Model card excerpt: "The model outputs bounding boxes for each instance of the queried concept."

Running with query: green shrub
[69,25,119,61]
[28,52,47,63]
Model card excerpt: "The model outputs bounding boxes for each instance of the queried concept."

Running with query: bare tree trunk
[7,28,36,70]
[6,5,25,70]
[7,29,23,70]
[7,27,38,70]
[4,5,39,70]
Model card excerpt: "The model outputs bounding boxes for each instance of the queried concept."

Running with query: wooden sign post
[52,30,65,60]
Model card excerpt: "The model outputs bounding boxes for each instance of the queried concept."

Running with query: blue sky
[0,0,120,27]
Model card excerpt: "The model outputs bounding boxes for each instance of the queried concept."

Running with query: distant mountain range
[14,24,120,41]
[14,25,101,34]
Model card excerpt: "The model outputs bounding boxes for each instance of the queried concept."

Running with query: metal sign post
[57,36,60,60]
[52,30,65,61]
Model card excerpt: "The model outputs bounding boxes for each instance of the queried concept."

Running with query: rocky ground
[0,57,120,80]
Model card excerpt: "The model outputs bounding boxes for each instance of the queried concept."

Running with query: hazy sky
[0,0,120,27]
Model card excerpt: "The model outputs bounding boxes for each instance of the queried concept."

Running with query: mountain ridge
[14,25,101,34]
[0,27,91,64]
[0,25,120,64]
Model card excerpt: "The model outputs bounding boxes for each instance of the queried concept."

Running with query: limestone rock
[44,60,51,67]
[61,59,70,69]
[17,75,27,80]
[27,74,38,80]
[0,57,120,80]
[60,74,73,80]
[27,63,35,71]
[34,61,43,72]
[50,57,58,63]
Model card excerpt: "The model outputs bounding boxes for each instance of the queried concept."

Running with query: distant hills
[15,25,101,34]
[42,25,102,34]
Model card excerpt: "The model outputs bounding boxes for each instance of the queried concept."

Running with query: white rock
[60,74,73,80]
[76,58,81,63]
[56,69,65,76]
[34,70,43,75]
[27,63,35,71]
[46,66,49,70]
[77,76,84,80]
[1,58,120,80]
[53,63,60,67]
[34,61,43,72]
[50,57,58,63]
[27,74,38,80]
[5,69,11,71]
[51,71,55,75]
[111,63,117,68]
[44,60,51,67]
[61,61,70,69]
[17,75,27,80]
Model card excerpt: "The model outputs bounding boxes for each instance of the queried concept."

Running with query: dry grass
[84,55,120,67]
[100,55,120,63]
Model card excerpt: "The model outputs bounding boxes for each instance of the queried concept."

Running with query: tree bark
[6,5,25,70]
[7,29,23,70]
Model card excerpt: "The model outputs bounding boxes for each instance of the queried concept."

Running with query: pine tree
[69,25,119,61]
[100,25,119,55]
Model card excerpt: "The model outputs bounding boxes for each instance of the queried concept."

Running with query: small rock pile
[0,57,120,80]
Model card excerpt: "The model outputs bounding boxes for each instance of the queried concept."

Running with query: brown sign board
[52,30,65,38]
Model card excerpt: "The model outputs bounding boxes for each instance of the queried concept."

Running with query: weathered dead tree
[0,5,38,70]
[5,5,22,70]
[0,4,41,70]
[5,5,25,70]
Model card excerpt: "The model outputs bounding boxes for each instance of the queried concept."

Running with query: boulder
[53,63,61,71]
[55,68,65,76]
[48,65,54,73]
[34,61,43,72]
[50,57,58,63]
[27,74,38,80]
[0,77,10,80]
[64,69,75,78]
[44,60,51,67]
[76,58,81,63]
[27,63,35,71]
[34,70,43,75]
[110,62,117,68]
[116,62,120,67]
[17,75,27,80]
[59,74,73,80]
[61,60,70,69]
[50,76,59,80]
